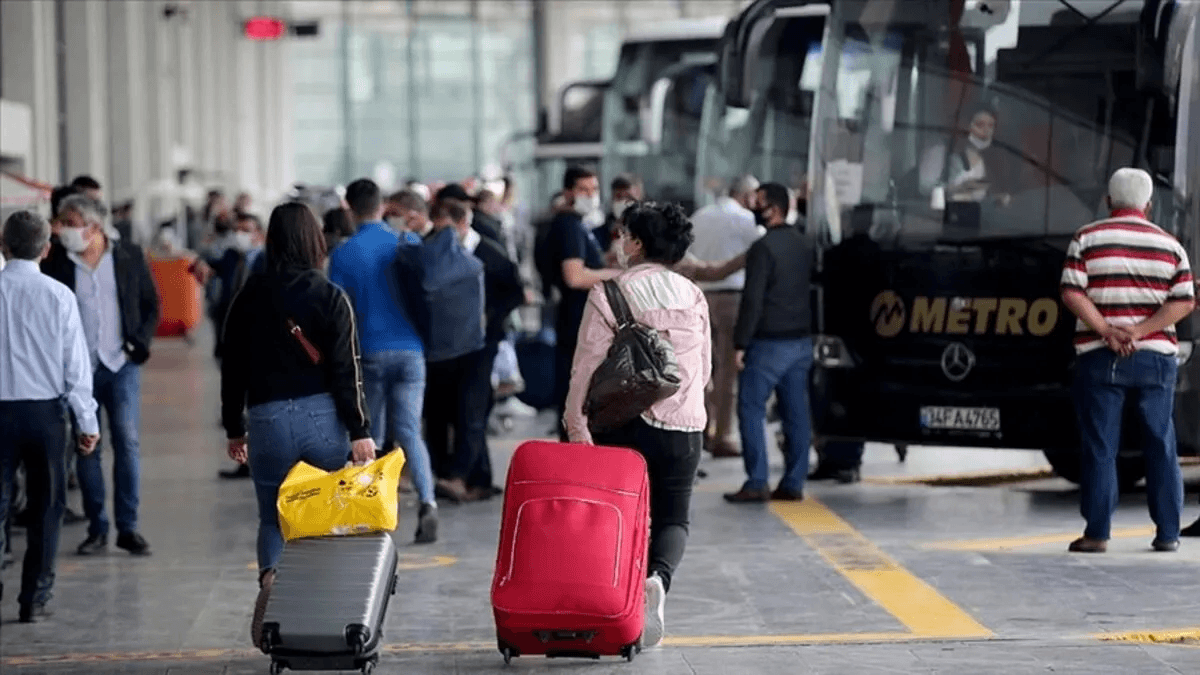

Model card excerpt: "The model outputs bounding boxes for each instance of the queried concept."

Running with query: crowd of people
[0,164,1195,650]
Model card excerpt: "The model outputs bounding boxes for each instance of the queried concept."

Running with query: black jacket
[474,236,525,345]
[734,224,814,349]
[41,238,161,365]
[472,209,504,248]
[220,267,371,441]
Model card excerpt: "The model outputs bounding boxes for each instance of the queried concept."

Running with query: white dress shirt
[0,259,100,434]
[688,196,762,292]
[70,246,128,374]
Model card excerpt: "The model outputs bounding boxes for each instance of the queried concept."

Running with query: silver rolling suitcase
[260,533,399,674]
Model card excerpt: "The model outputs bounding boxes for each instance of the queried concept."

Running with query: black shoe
[414,503,438,544]
[62,507,88,525]
[1152,539,1180,552]
[807,464,840,481]
[77,534,107,555]
[116,531,151,556]
[1180,519,1200,537]
[18,602,52,623]
[218,464,251,479]
[833,468,861,484]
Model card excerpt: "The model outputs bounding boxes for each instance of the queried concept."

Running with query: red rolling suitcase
[491,440,650,663]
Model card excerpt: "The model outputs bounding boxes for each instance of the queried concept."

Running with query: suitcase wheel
[621,644,637,662]
[499,642,518,665]
[269,661,285,675]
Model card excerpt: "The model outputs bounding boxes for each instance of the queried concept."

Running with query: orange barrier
[151,257,202,337]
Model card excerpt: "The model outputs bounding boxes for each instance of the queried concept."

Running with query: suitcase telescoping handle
[534,630,598,644]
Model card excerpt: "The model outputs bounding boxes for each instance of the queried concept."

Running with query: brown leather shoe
[770,486,804,501]
[723,487,770,503]
[435,477,472,503]
[707,438,741,458]
[1068,536,1107,553]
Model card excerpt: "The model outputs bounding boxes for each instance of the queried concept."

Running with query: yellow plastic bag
[276,450,406,541]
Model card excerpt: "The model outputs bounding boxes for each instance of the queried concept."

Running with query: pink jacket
[563,263,712,444]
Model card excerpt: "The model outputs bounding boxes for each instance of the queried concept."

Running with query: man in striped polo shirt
[1060,167,1196,554]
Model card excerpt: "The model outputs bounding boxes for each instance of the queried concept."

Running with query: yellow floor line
[922,526,1155,552]
[1095,627,1200,647]
[770,499,992,639]
[863,466,1055,486]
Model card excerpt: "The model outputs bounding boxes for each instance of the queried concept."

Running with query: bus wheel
[1043,449,1146,493]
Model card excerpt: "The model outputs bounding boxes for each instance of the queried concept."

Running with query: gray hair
[2,210,51,260]
[1108,168,1154,210]
[729,174,760,199]
[58,194,120,239]
[58,194,109,224]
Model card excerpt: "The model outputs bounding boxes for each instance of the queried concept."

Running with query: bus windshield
[695,12,826,207]
[809,0,1189,246]
[603,37,718,208]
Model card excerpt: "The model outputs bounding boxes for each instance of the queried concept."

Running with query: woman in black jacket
[219,201,376,648]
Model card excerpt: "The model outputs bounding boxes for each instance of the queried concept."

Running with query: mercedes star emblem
[941,342,975,382]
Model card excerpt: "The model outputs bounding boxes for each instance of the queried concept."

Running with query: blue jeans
[362,350,435,506]
[78,362,142,538]
[247,393,351,573]
[738,338,814,492]
[1073,349,1182,542]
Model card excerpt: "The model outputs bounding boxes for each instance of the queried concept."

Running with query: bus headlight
[1178,341,1195,367]
[814,335,855,368]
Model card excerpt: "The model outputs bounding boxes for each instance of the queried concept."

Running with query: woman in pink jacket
[563,202,711,650]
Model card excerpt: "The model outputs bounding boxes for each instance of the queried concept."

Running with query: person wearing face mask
[436,183,504,249]
[40,195,159,557]
[918,105,1012,206]
[724,183,815,504]
[563,201,711,650]
[541,166,621,440]
[595,174,642,255]
[686,175,762,458]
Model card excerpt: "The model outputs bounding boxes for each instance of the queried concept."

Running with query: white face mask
[60,227,92,253]
[387,216,407,231]
[233,232,254,252]
[573,193,600,216]
[612,200,631,220]
[968,134,992,151]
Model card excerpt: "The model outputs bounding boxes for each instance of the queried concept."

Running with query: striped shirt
[1060,208,1195,355]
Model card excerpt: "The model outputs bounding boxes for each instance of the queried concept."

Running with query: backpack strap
[602,279,635,328]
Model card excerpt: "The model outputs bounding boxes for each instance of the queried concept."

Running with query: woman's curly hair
[619,201,694,265]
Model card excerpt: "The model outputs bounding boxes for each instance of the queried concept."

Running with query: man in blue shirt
[329,179,438,543]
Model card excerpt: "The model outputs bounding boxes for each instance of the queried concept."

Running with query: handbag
[584,279,682,434]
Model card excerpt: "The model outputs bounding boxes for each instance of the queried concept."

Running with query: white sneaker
[641,574,666,648]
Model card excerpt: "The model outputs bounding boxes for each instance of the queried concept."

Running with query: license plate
[920,406,1000,431]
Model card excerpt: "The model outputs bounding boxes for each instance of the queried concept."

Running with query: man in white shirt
[688,175,762,457]
[0,211,100,623]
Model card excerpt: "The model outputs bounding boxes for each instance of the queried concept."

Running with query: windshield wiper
[1020,0,1132,70]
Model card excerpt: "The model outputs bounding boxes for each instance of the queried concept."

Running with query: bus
[602,17,728,212]
[530,79,610,210]
[694,0,830,209]
[718,0,1200,486]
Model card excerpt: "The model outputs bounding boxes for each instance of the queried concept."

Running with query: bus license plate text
[920,406,1000,431]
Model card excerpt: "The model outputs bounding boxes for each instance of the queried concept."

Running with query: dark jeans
[1073,349,1182,542]
[738,338,814,492]
[0,399,68,608]
[78,362,142,538]
[425,343,497,487]
[554,338,576,443]
[595,417,703,593]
